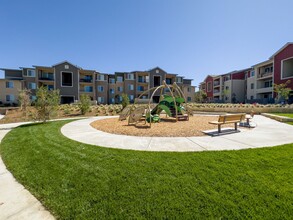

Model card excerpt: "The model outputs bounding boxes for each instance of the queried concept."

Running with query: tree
[35,86,60,122]
[18,89,31,118]
[121,93,130,109]
[274,80,291,103]
[78,94,91,115]
[194,90,207,103]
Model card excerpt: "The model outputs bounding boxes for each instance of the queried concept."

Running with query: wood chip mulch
[90,115,235,137]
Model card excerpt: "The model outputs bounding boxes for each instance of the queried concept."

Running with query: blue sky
[0,0,292,86]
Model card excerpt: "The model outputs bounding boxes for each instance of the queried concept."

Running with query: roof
[269,42,293,59]
[147,66,167,73]
[52,60,82,69]
[32,65,53,69]
[252,59,273,67]
[0,68,21,71]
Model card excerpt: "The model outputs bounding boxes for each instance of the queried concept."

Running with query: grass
[1,120,293,219]
[272,113,293,118]
[271,113,293,125]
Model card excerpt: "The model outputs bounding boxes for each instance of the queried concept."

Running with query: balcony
[80,86,93,93]
[258,72,273,80]
[256,87,272,94]
[213,88,220,93]
[213,81,220,87]
[80,78,93,83]
[38,73,54,81]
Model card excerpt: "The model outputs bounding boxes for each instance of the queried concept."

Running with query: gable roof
[147,66,167,73]
[52,60,82,69]
[269,42,293,59]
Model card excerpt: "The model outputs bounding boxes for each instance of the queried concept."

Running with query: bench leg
[234,123,237,131]
[218,124,221,133]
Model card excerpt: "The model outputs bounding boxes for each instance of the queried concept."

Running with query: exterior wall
[54,62,79,102]
[96,73,108,104]
[123,73,136,103]
[223,80,232,102]
[4,69,22,79]
[22,68,37,96]
[0,79,23,104]
[205,76,214,101]
[231,80,245,103]
[246,71,256,101]
[274,44,293,92]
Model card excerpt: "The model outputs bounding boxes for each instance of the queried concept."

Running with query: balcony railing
[258,72,273,79]
[213,81,220,86]
[80,78,93,83]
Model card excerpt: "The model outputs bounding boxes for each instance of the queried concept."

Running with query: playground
[90,114,235,137]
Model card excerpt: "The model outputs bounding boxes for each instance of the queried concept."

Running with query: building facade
[199,42,293,104]
[0,61,195,105]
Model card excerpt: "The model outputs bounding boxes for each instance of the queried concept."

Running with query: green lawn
[272,113,293,118]
[1,121,293,219]
[272,113,293,125]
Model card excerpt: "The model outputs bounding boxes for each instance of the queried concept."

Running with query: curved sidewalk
[0,119,55,220]
[61,115,293,152]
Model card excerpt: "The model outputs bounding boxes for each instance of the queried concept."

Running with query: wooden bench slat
[209,114,246,133]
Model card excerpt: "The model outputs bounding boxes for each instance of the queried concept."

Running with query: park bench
[209,114,246,133]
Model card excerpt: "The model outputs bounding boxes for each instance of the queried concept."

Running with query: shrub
[78,94,91,115]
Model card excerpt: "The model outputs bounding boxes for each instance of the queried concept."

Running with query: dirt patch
[90,115,235,137]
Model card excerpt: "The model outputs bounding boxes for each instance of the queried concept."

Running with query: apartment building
[199,69,249,103]
[0,61,196,105]
[199,42,293,104]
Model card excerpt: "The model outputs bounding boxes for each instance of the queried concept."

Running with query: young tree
[78,94,91,115]
[18,89,31,118]
[121,93,130,109]
[274,80,291,103]
[194,90,207,103]
[35,86,60,122]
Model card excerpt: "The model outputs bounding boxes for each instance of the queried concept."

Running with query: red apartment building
[199,42,293,104]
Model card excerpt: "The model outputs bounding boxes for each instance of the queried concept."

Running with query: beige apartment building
[0,61,195,105]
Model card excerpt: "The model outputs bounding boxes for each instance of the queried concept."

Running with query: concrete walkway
[0,118,55,220]
[61,115,293,152]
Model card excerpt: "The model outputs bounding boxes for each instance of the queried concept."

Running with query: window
[264,81,272,88]
[119,96,123,102]
[97,74,105,81]
[109,78,115,84]
[84,86,93,92]
[117,86,123,92]
[250,96,254,100]
[282,57,293,79]
[176,77,182,83]
[110,88,115,94]
[110,98,115,103]
[97,97,104,103]
[250,71,255,77]
[187,87,190,92]
[126,73,134,80]
[48,85,54,91]
[207,82,212,92]
[61,72,73,87]
[116,76,123,82]
[187,97,191,102]
[129,95,134,101]
[97,86,104,92]
[166,78,172,85]
[6,81,13,88]
[138,76,144,83]
[28,82,36,90]
[225,86,229,90]
[137,86,144,91]
[250,83,254,89]
[31,95,37,101]
[6,94,14,102]
[65,65,69,69]
[156,69,159,73]
[128,84,134,90]
[27,69,36,77]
